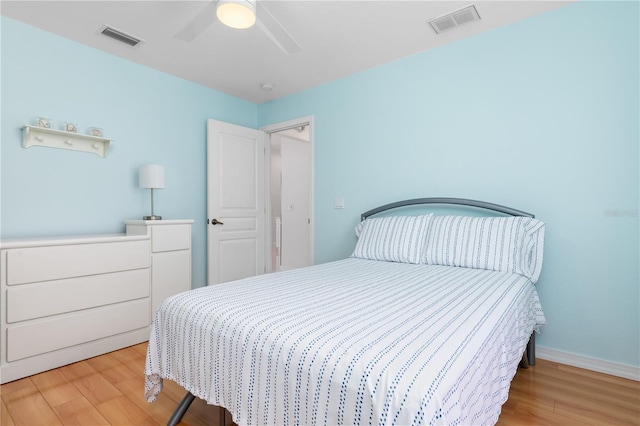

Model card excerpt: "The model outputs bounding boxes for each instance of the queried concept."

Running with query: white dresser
[125,220,193,316]
[0,234,151,384]
[0,219,193,384]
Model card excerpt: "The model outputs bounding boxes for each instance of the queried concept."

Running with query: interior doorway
[262,118,313,273]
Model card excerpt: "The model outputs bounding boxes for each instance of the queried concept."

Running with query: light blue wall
[258,1,639,367]
[2,2,638,369]
[1,17,258,288]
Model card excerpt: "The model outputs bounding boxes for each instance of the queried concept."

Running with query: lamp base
[143,215,162,220]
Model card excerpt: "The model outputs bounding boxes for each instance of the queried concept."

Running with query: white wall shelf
[22,125,112,158]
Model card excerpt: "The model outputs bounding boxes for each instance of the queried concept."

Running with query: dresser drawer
[6,239,150,285]
[6,268,150,323]
[151,224,190,252]
[6,299,150,362]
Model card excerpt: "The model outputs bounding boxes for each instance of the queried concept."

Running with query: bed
[145,198,546,426]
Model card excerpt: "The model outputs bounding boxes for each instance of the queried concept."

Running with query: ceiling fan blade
[174,1,219,42]
[255,2,301,55]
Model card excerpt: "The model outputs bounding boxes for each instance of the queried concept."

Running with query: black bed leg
[526,332,536,366]
[167,392,196,426]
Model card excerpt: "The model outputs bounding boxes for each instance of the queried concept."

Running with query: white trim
[537,346,640,381]
[260,116,313,134]
[260,116,315,272]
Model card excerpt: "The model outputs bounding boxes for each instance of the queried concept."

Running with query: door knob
[211,218,224,225]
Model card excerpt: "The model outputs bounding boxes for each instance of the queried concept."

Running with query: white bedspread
[145,258,545,426]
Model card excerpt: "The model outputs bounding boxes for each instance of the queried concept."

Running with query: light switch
[334,197,345,209]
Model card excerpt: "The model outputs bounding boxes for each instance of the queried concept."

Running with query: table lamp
[139,164,165,220]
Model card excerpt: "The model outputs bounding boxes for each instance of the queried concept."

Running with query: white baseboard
[537,346,639,381]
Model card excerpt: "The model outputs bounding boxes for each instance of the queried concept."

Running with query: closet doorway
[263,118,313,272]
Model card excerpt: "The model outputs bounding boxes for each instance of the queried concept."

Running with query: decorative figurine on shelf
[36,117,52,128]
[64,122,78,133]
[88,127,103,137]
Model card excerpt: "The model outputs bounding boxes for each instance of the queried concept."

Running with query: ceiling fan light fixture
[217,0,257,29]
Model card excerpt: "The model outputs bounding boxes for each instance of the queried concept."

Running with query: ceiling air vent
[429,5,481,35]
[99,25,143,47]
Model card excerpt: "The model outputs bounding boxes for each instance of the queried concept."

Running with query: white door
[280,135,311,270]
[207,119,265,285]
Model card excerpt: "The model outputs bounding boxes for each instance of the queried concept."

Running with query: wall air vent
[99,25,143,47]
[429,5,481,35]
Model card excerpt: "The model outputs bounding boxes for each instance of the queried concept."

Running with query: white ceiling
[1,1,573,104]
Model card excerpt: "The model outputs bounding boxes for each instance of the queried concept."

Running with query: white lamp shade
[139,164,165,189]
[217,0,256,29]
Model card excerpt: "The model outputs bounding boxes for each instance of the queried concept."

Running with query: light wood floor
[1,342,638,425]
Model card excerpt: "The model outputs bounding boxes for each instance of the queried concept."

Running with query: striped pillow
[352,214,433,264]
[424,215,546,282]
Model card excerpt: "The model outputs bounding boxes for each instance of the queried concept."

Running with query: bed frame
[166,197,538,426]
[361,197,534,220]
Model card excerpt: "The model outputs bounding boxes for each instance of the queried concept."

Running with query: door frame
[260,116,314,272]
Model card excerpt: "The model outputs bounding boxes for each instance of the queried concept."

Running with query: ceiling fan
[174,0,301,55]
